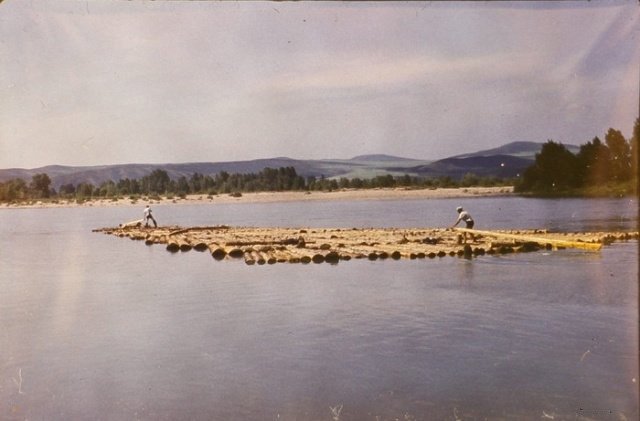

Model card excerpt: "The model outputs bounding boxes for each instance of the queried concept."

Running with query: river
[0,196,637,420]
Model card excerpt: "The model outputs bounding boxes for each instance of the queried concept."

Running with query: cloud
[0,0,637,167]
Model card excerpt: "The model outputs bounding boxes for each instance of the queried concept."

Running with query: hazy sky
[1,1,638,169]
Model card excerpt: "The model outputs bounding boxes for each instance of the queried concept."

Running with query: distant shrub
[229,192,242,198]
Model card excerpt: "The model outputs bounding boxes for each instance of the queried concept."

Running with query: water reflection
[49,235,89,337]
[455,259,476,289]
[0,198,637,420]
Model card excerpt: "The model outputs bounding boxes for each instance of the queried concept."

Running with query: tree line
[515,120,639,196]
[0,165,511,203]
[3,119,637,203]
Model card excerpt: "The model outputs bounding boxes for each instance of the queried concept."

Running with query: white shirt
[456,211,473,224]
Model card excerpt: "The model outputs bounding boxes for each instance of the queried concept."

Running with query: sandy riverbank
[0,186,514,209]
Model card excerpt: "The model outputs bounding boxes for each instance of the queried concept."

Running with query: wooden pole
[454,228,603,251]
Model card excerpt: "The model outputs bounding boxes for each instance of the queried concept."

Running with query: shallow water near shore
[1,196,638,420]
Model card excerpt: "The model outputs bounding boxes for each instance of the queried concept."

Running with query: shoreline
[0,186,514,209]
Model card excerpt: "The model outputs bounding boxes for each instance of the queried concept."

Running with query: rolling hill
[0,142,576,189]
[0,155,432,189]
[397,154,534,179]
[451,141,580,160]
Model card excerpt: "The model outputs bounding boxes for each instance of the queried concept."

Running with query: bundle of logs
[92,222,639,265]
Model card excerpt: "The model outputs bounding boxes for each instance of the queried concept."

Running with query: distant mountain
[348,154,420,162]
[453,141,580,160]
[2,158,389,189]
[0,141,572,188]
[396,141,582,179]
[398,155,534,179]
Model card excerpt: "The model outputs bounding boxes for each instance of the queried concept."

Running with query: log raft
[93,225,638,265]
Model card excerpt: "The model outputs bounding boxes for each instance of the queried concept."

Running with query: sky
[0,0,638,169]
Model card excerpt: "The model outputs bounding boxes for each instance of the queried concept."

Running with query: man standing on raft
[450,206,474,242]
[143,205,158,228]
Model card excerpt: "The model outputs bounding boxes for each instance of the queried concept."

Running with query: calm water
[1,196,638,420]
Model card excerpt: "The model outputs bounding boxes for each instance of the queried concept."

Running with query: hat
[456,206,463,212]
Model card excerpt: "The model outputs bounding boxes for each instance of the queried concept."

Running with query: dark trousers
[145,215,157,227]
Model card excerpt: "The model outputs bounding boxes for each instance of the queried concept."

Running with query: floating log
[169,225,230,236]
[193,242,208,252]
[455,228,603,251]
[269,248,295,263]
[264,250,282,264]
[128,233,146,241]
[324,251,340,264]
[244,252,255,265]
[227,248,244,258]
[166,236,192,252]
[252,251,266,265]
[208,244,227,260]
[281,248,312,264]
[120,219,143,228]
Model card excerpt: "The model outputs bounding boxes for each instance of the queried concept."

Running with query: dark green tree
[461,173,479,187]
[59,183,76,197]
[517,141,579,193]
[0,178,28,201]
[605,128,631,182]
[30,173,52,198]
[176,176,190,196]
[142,169,170,194]
[350,177,364,189]
[76,182,94,199]
[117,178,140,195]
[98,180,117,197]
[189,173,204,193]
[576,137,610,186]
[338,177,350,189]
[397,174,413,187]
[631,118,639,185]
